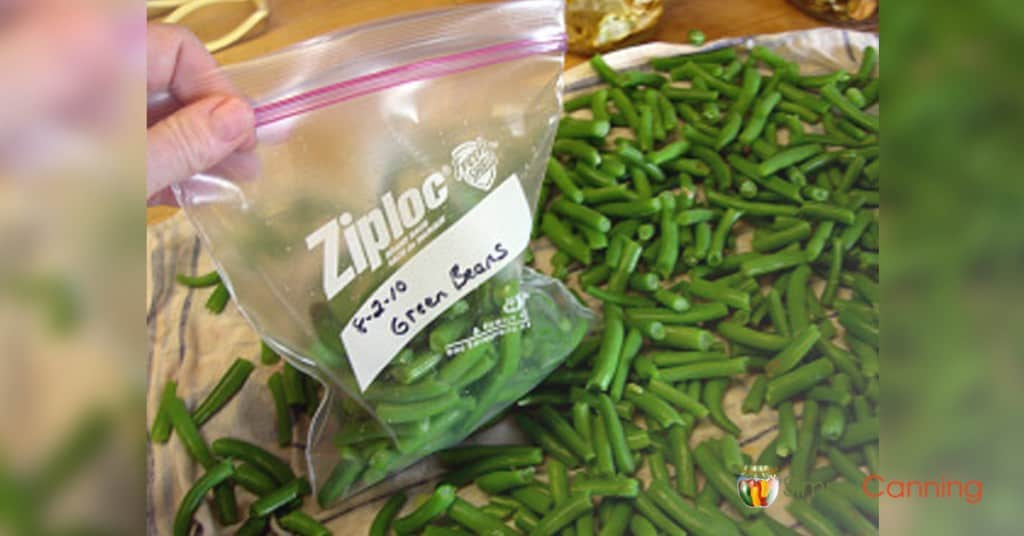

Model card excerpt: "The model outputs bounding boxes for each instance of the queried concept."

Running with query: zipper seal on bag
[252,35,567,127]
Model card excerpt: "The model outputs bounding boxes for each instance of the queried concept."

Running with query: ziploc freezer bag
[173,0,593,506]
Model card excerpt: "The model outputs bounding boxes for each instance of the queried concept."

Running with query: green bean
[318,446,365,507]
[772,402,798,459]
[803,220,835,262]
[795,68,851,87]
[590,53,624,86]
[531,492,592,536]
[165,395,216,469]
[821,83,878,131]
[687,221,712,264]
[651,289,688,313]
[211,438,293,485]
[683,122,719,147]
[733,66,764,116]
[811,489,877,535]
[390,349,443,385]
[539,405,596,463]
[703,378,742,436]
[659,426,694,499]
[392,485,458,534]
[547,158,585,203]
[664,159,708,179]
[820,404,847,442]
[630,514,660,536]
[706,190,798,217]
[741,376,768,414]
[766,357,834,406]
[610,328,643,401]
[625,383,685,428]
[615,143,666,181]
[739,91,782,145]
[582,185,637,205]
[565,91,595,112]
[647,445,672,484]
[764,325,820,377]
[635,492,688,536]
[718,322,788,351]
[750,45,797,74]
[514,414,579,467]
[442,448,544,487]
[847,335,879,377]
[757,144,823,178]
[554,139,601,167]
[786,264,811,333]
[558,117,611,140]
[647,140,690,166]
[687,277,750,310]
[816,339,868,391]
[176,269,221,288]
[777,82,830,114]
[832,480,879,521]
[626,303,729,325]
[695,477,721,510]
[376,390,460,424]
[598,501,632,536]
[576,162,617,187]
[856,45,877,82]
[254,342,279,367]
[693,146,733,190]
[786,500,841,536]
[647,378,709,417]
[173,460,235,536]
[651,47,738,70]
[789,399,820,486]
[571,476,640,498]
[622,70,668,88]
[367,493,409,536]
[150,381,178,443]
[645,479,725,534]
[205,282,230,313]
[236,516,269,536]
[763,290,789,339]
[262,372,291,447]
[608,87,640,130]
[648,350,725,367]
[250,477,310,517]
[596,393,635,473]
[776,100,820,122]
[231,462,276,496]
[472,468,534,495]
[636,105,654,151]
[658,325,715,351]
[449,498,518,536]
[512,508,540,533]
[799,202,856,224]
[839,417,879,449]
[552,198,612,233]
[541,213,592,265]
[595,197,662,218]
[662,86,720,102]
[586,304,625,392]
[591,413,616,475]
[628,272,660,292]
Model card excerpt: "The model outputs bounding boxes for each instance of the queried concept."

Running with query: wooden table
[147,0,826,223]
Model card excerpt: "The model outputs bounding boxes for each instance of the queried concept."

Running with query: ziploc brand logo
[452,137,498,191]
[304,169,448,301]
[305,138,499,301]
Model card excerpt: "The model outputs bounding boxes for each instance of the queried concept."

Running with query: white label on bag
[341,175,531,391]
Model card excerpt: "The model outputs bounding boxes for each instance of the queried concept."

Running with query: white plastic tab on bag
[342,175,531,391]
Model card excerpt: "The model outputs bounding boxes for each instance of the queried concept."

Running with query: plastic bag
[174,0,593,506]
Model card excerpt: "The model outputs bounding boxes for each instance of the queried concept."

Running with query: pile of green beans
[150,338,332,535]
[309,268,590,507]
[365,44,879,535]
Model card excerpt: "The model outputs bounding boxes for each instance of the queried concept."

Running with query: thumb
[146,95,255,199]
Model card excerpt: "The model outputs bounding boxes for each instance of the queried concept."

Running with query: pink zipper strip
[253,36,566,127]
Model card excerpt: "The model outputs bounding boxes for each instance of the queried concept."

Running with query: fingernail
[211,98,254,142]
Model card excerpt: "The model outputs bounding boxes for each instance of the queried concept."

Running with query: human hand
[146,24,256,205]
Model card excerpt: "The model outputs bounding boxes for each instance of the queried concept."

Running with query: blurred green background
[0,1,1022,534]
[883,0,1024,533]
